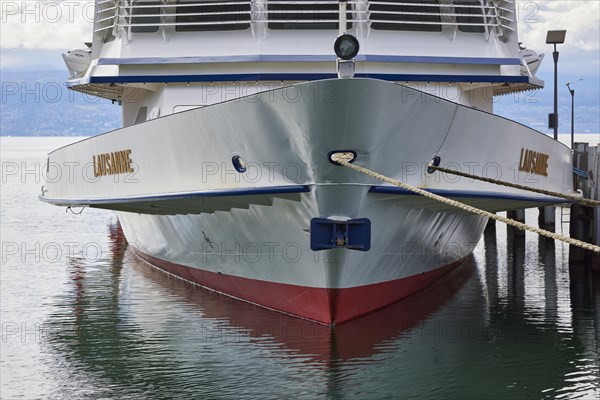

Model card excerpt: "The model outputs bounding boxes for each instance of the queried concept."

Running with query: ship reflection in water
[45,221,600,399]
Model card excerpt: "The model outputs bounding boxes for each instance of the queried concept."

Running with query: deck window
[455,1,486,33]
[130,0,160,33]
[175,0,251,31]
[268,0,352,30]
[369,0,442,32]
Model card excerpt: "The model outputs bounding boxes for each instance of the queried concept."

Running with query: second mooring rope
[331,153,600,253]
[428,165,600,207]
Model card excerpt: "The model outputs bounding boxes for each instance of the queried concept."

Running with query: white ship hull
[42,78,573,324]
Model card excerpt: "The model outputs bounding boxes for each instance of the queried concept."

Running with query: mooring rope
[331,152,600,253]
[428,165,600,207]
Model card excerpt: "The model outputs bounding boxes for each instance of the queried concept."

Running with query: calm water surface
[1,137,599,399]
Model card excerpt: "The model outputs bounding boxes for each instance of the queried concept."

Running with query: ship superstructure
[69,0,540,117]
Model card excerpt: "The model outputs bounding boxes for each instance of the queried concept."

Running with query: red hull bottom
[133,250,466,325]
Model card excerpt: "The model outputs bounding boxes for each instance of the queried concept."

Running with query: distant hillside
[1,70,121,136]
[1,70,598,136]
[494,87,600,134]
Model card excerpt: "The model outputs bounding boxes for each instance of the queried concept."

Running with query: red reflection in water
[130,251,474,363]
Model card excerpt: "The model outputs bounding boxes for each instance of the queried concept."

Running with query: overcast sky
[1,0,599,82]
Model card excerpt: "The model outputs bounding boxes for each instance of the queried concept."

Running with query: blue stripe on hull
[369,186,566,203]
[40,185,311,206]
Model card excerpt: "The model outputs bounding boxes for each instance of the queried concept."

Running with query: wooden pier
[570,143,600,268]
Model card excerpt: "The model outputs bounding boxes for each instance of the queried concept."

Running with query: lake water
[1,137,599,399]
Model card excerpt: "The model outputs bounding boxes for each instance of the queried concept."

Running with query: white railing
[93,0,515,39]
[93,0,119,38]
[366,0,515,35]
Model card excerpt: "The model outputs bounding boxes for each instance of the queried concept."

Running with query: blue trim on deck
[40,185,311,206]
[97,55,521,66]
[69,73,531,86]
[369,186,567,203]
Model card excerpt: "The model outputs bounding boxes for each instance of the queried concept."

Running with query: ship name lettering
[518,148,549,177]
[93,149,134,177]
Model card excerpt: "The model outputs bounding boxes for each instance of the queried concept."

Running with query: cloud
[0,48,67,70]
[517,1,600,51]
[1,1,597,51]
[515,1,600,79]
[0,0,94,49]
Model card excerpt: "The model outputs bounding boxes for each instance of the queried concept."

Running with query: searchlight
[335,0,358,78]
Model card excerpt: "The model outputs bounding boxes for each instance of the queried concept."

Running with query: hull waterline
[133,247,467,325]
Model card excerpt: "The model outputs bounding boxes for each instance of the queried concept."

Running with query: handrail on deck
[93,0,515,37]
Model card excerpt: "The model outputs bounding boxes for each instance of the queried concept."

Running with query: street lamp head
[546,29,566,141]
[546,30,566,44]
[566,79,583,94]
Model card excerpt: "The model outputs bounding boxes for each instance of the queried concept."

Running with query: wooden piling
[538,206,556,232]
[507,209,526,238]
[570,142,600,268]
[485,215,496,233]
[569,203,592,263]
[593,205,600,269]
[593,146,600,268]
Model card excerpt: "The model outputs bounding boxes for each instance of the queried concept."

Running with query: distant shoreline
[2,134,599,149]
[3,133,599,141]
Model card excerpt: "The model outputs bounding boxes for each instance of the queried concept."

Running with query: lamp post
[546,30,567,140]
[566,79,583,150]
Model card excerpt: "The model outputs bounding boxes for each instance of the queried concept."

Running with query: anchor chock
[310,218,371,251]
